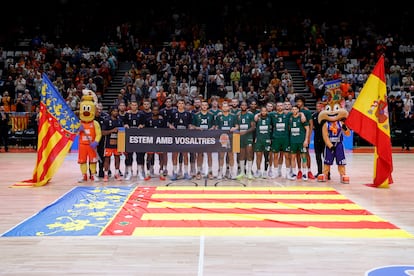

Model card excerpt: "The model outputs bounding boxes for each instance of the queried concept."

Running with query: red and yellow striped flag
[345,55,393,188]
[10,112,29,131]
[20,74,80,187]
[99,186,411,237]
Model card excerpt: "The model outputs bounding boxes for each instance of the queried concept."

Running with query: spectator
[313,74,325,101]
[345,94,355,113]
[399,105,413,150]
[21,89,33,113]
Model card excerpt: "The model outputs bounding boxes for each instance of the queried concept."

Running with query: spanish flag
[345,56,393,188]
[18,74,80,187]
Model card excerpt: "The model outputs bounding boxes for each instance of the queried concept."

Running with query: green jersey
[269,111,291,139]
[192,111,215,130]
[216,113,237,131]
[230,107,241,116]
[300,108,312,123]
[237,111,255,132]
[289,115,308,144]
[209,108,221,123]
[255,115,272,140]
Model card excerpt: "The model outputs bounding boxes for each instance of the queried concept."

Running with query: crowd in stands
[0,2,414,151]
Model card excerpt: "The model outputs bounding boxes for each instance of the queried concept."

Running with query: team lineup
[77,90,350,184]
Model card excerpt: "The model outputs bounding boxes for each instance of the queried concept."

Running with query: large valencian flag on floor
[1,186,412,238]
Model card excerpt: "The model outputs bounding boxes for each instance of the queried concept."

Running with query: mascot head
[318,88,348,124]
[82,89,98,104]
[79,92,96,123]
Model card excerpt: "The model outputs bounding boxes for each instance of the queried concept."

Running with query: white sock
[239,161,245,175]
[246,160,253,175]
[138,165,144,175]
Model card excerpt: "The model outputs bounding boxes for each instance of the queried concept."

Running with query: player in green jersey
[191,100,216,180]
[236,101,256,180]
[288,104,310,181]
[254,106,272,178]
[215,101,239,179]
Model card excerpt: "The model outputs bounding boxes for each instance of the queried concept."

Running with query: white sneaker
[267,170,274,178]
[286,171,292,179]
[138,173,145,180]
[124,172,132,181]
[254,171,261,178]
[267,168,273,178]
[302,174,308,181]
[262,171,267,179]
[236,173,245,180]
[288,173,297,180]
[274,170,281,178]
[247,174,254,180]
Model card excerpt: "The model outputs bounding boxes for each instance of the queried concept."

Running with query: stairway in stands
[101,61,133,110]
[284,59,316,113]
[102,59,316,113]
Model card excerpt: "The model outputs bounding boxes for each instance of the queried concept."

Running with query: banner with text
[123,128,240,153]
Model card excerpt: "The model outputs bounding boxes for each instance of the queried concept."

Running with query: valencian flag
[20,74,80,187]
[345,55,393,188]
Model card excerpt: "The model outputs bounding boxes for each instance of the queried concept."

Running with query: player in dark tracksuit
[144,104,168,180]
[123,101,146,180]
[168,99,193,181]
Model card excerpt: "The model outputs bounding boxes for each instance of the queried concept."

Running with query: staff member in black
[400,104,413,151]
[312,101,325,177]
[94,103,109,178]
[0,105,10,152]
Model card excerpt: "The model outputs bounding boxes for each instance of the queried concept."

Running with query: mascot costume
[78,90,102,182]
[317,88,351,184]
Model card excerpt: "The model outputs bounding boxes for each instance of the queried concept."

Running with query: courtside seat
[9,130,23,147]
[391,128,414,147]
[21,128,37,148]
[6,51,14,58]
[8,130,18,146]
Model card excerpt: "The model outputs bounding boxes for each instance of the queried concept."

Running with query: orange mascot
[78,90,102,182]
[317,88,351,184]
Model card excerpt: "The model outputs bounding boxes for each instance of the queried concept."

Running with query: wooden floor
[0,149,413,276]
